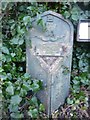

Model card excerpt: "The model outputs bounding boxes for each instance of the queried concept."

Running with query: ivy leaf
[9,19,15,24]
[75,99,80,104]
[36,13,46,30]
[20,88,27,97]
[11,53,16,57]
[6,85,14,95]
[30,96,38,107]
[8,104,19,113]
[2,46,9,54]
[1,54,6,62]
[11,37,19,45]
[31,81,40,92]
[10,95,22,105]
[64,11,70,18]
[0,67,4,72]
[37,13,41,21]
[10,112,23,119]
[73,80,79,85]
[37,18,42,25]
[6,55,11,62]
[24,73,30,79]
[22,82,30,91]
[1,2,8,11]
[28,108,38,118]
[11,23,15,30]
[71,14,79,21]
[17,26,24,35]
[7,73,12,80]
[39,104,45,112]
[18,39,24,45]
[27,6,32,10]
[23,16,31,26]
[67,98,74,105]
[37,80,43,89]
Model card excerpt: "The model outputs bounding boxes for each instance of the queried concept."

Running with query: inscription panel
[35,43,65,56]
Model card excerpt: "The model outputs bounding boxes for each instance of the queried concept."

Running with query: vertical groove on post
[47,72,52,117]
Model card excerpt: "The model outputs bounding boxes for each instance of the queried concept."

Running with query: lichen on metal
[26,11,74,116]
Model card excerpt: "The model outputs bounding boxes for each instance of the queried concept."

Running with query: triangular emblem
[40,56,58,66]
[37,56,63,73]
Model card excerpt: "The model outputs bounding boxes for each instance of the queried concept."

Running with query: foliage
[1,2,46,119]
[1,2,90,119]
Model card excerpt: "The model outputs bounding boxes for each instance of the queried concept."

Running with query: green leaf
[37,80,43,89]
[2,46,9,54]
[0,67,4,73]
[6,55,11,62]
[11,37,19,45]
[11,23,15,30]
[7,73,12,80]
[23,16,31,26]
[28,108,38,118]
[73,80,79,85]
[27,6,32,10]
[8,104,19,113]
[10,95,22,105]
[1,2,8,11]
[20,88,27,97]
[71,14,78,21]
[1,73,7,80]
[17,26,24,35]
[39,104,45,112]
[6,85,14,95]
[1,54,6,62]
[11,53,16,57]
[22,82,30,91]
[30,96,38,107]
[31,81,40,92]
[18,39,24,45]
[64,11,70,18]
[9,19,15,23]
[18,67,23,72]
[24,73,30,79]
[67,98,74,105]
[71,6,80,15]
[37,18,42,25]
[10,112,23,119]
[36,13,46,30]
[81,106,87,110]
[75,99,80,104]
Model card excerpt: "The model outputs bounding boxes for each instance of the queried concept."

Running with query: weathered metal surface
[26,11,74,115]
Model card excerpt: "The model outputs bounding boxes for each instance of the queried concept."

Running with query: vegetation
[1,2,90,119]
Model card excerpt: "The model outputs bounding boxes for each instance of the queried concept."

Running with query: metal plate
[26,11,74,115]
[77,19,90,42]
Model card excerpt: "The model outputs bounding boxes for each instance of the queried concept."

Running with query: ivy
[1,2,90,119]
[1,46,9,54]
